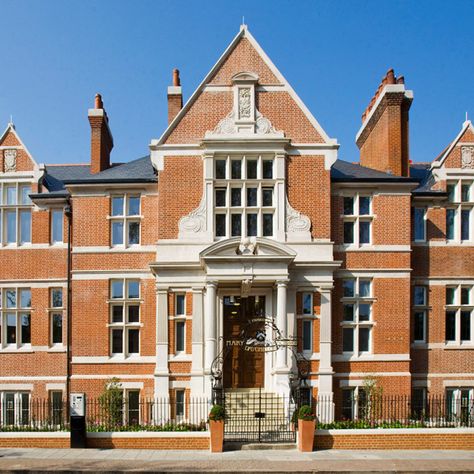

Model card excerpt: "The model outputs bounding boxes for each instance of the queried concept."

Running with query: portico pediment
[200,237,296,263]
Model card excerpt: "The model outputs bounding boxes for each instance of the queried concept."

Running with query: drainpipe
[65,201,72,417]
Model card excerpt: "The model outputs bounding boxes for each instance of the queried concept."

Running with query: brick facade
[0,26,472,430]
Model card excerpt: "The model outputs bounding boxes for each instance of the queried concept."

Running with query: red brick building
[0,26,472,423]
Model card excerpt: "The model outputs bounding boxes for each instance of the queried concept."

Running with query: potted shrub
[208,404,226,453]
[297,405,316,452]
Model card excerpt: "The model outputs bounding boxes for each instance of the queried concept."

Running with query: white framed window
[49,288,64,346]
[0,288,31,348]
[341,278,373,355]
[109,279,141,357]
[446,180,473,242]
[110,194,141,247]
[51,209,64,244]
[413,285,428,343]
[213,155,275,238]
[342,194,373,246]
[175,389,185,421]
[175,294,186,316]
[445,285,473,344]
[175,320,185,354]
[413,207,426,242]
[0,392,30,426]
[0,182,32,246]
[49,390,64,425]
[302,320,312,353]
[446,387,474,422]
[302,292,313,316]
[341,386,367,420]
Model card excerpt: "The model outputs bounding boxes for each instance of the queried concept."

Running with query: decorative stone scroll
[208,108,282,137]
[3,149,17,172]
[286,197,311,242]
[461,146,474,169]
[178,194,207,239]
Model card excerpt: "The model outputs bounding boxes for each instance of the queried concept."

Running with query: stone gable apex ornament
[286,197,311,242]
[3,149,17,172]
[461,146,474,169]
[178,194,207,239]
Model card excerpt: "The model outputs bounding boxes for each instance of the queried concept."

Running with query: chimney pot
[386,68,396,84]
[95,93,103,109]
[173,69,181,87]
[396,75,405,84]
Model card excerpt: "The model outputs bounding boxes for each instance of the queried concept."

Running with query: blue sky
[1,0,473,165]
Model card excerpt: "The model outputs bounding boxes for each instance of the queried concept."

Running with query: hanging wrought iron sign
[225,316,297,352]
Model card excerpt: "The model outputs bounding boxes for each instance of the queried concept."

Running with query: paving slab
[0,448,473,472]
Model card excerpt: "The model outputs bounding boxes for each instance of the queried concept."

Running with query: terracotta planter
[298,419,316,452]
[209,419,224,453]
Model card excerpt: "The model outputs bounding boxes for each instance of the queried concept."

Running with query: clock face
[462,146,474,169]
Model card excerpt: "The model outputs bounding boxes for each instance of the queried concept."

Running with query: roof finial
[464,111,471,127]
[240,17,247,31]
[8,115,14,127]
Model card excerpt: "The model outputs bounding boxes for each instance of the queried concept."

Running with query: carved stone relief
[238,88,251,119]
[3,149,17,172]
[461,146,474,169]
[286,197,311,241]
[178,194,207,238]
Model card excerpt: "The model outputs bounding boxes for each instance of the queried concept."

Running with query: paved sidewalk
[0,448,473,472]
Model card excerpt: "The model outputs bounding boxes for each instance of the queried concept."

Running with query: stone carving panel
[461,146,474,169]
[238,88,251,119]
[3,149,17,172]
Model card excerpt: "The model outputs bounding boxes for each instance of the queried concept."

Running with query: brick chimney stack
[88,93,114,174]
[168,69,183,124]
[356,69,413,177]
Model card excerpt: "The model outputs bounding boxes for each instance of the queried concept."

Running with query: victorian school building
[0,25,473,425]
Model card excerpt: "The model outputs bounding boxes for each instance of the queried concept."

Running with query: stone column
[154,286,169,397]
[275,280,288,370]
[204,281,217,373]
[190,286,205,395]
[318,287,334,422]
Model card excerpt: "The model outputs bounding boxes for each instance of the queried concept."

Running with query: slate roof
[330,160,418,182]
[38,155,156,197]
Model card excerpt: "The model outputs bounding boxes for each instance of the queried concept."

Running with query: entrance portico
[150,236,338,412]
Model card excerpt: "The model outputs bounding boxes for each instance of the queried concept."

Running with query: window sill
[169,354,192,362]
[0,346,33,354]
[444,343,474,350]
[48,345,66,352]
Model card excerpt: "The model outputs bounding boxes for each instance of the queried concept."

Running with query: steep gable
[432,120,474,170]
[0,123,38,173]
[158,26,333,146]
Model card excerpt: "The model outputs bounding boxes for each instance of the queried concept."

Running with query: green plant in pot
[297,405,316,452]
[209,404,226,453]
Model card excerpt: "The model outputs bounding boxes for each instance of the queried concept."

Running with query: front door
[223,296,265,388]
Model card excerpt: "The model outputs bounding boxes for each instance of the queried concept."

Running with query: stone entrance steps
[223,389,292,434]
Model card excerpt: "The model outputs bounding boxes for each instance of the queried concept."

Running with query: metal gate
[223,388,297,443]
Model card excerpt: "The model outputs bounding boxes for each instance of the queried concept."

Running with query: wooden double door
[223,296,265,389]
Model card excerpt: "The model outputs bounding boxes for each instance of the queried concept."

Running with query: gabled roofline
[152,25,336,148]
[0,122,40,171]
[431,120,474,170]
